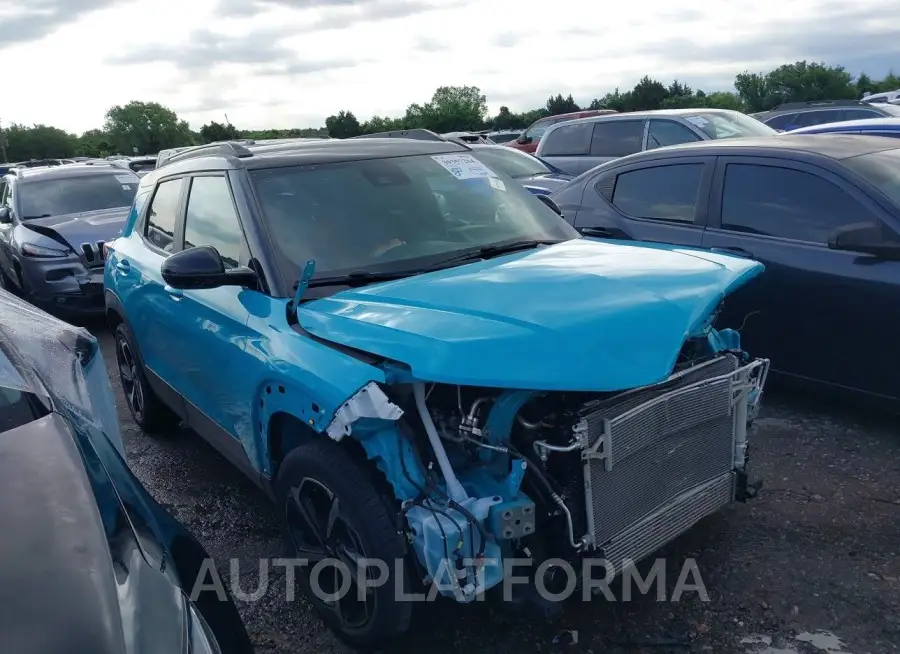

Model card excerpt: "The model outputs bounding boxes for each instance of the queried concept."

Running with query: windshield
[19,173,139,218]
[249,153,578,285]
[525,119,557,140]
[470,148,553,178]
[843,147,900,206]
[682,111,777,139]
[489,132,520,144]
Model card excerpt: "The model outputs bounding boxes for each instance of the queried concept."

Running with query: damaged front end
[323,327,769,603]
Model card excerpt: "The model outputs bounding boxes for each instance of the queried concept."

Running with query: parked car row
[4,110,900,651]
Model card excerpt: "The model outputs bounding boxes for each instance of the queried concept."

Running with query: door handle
[163,284,183,299]
[115,259,131,272]
[711,246,753,258]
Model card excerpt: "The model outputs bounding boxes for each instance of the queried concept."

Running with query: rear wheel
[274,438,413,649]
[114,323,179,434]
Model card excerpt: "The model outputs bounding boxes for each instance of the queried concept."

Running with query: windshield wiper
[297,269,421,289]
[430,239,563,266]
[292,240,563,292]
[22,214,51,219]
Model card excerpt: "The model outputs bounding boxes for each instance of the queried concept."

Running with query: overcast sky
[2,0,899,133]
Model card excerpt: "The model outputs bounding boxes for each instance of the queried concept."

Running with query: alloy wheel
[284,477,376,632]
[116,336,144,421]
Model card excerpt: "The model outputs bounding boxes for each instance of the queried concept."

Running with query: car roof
[611,133,900,161]
[563,108,743,125]
[153,137,470,177]
[789,117,900,133]
[538,109,615,121]
[10,164,135,182]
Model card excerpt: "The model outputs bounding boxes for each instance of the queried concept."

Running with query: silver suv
[535,109,776,175]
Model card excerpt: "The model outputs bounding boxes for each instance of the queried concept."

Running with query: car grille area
[81,241,106,268]
[576,353,764,560]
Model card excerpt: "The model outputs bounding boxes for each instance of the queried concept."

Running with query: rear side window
[541,123,592,156]
[794,110,842,128]
[765,113,797,130]
[842,108,881,121]
[145,178,184,252]
[612,163,704,222]
[721,164,877,242]
[183,176,243,268]
[647,120,701,149]
[590,121,644,157]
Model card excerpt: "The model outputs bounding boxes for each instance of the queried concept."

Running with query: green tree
[735,61,856,112]
[546,94,580,115]
[360,115,405,134]
[76,129,115,157]
[325,110,362,138]
[3,124,76,161]
[103,101,195,155]
[402,85,488,133]
[199,121,240,143]
[491,106,528,130]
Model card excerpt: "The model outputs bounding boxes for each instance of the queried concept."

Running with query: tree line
[3,61,899,162]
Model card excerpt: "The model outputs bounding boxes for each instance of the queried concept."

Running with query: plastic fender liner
[326,382,404,442]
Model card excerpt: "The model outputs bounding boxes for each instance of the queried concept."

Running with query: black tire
[275,438,413,649]
[114,322,179,434]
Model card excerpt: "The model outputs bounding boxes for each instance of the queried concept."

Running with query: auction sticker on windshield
[115,174,138,184]
[431,154,497,180]
[684,116,710,129]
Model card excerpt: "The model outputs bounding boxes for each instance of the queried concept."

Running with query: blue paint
[108,196,765,603]
[297,238,764,392]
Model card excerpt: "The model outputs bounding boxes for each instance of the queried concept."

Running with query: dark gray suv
[754,99,900,131]
[0,164,139,316]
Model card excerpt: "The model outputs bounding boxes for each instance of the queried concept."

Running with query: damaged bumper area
[572,353,768,571]
[327,336,769,603]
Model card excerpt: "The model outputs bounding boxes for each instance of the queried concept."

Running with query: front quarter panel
[238,292,390,477]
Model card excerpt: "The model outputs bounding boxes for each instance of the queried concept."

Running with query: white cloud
[1,0,898,134]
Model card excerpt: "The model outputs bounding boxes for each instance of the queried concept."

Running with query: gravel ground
[93,327,900,654]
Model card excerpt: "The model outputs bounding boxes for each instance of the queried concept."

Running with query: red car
[506,109,618,153]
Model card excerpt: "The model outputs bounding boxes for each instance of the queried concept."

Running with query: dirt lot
[94,327,899,654]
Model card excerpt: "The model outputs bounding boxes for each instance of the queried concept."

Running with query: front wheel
[274,438,413,649]
[114,323,179,434]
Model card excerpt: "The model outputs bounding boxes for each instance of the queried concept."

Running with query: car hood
[21,207,129,251]
[297,238,764,391]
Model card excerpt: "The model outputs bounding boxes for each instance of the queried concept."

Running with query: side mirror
[517,134,531,144]
[828,223,900,259]
[536,194,563,216]
[160,245,258,290]
[0,207,10,224]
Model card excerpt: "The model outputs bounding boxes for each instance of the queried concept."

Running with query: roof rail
[157,141,254,168]
[773,99,864,110]
[351,128,447,142]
